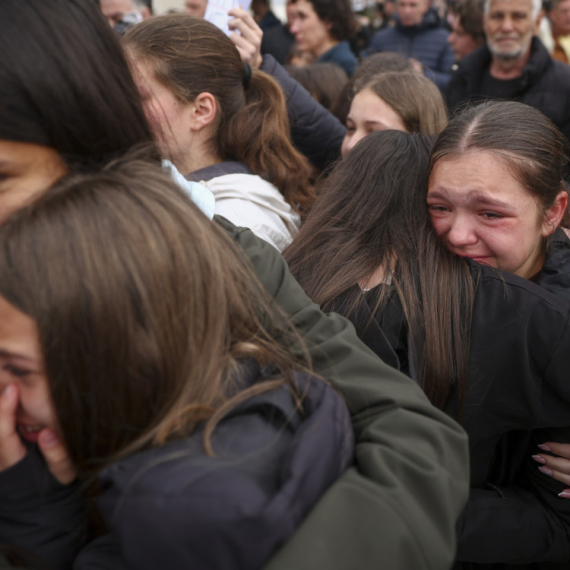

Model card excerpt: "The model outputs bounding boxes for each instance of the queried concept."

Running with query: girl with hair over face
[124,15,314,251]
[0,160,353,570]
[341,71,448,156]
[285,128,570,567]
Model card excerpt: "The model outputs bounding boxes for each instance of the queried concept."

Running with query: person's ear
[189,92,217,132]
[541,190,568,237]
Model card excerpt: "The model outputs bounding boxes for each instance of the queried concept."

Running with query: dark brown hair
[285,131,474,411]
[456,0,485,45]
[431,101,570,227]
[125,15,314,211]
[0,0,158,172]
[358,72,448,135]
[0,160,309,479]
[290,0,358,41]
[333,53,413,124]
[287,63,349,120]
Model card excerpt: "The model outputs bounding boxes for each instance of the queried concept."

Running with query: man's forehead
[100,0,135,14]
[487,0,533,12]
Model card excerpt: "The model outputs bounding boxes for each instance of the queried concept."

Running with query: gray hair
[483,0,542,19]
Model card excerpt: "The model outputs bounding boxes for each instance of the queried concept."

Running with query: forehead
[398,0,427,6]
[552,0,570,10]
[487,0,533,14]
[428,150,535,205]
[100,0,135,15]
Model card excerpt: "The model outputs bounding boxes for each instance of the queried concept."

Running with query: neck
[489,48,531,79]
[313,38,339,58]
[172,133,222,176]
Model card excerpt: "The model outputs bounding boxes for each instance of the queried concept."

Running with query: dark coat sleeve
[260,55,345,171]
[0,448,86,570]
[456,269,570,565]
[214,218,470,570]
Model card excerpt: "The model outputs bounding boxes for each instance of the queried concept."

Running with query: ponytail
[222,70,314,212]
[125,15,315,212]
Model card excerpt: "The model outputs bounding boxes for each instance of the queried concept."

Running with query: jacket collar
[394,7,441,33]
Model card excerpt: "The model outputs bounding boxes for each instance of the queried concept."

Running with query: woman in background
[125,15,314,250]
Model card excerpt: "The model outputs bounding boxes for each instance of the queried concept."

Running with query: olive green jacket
[217,217,470,570]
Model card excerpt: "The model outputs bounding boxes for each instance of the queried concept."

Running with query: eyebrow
[0,348,35,363]
[427,190,517,212]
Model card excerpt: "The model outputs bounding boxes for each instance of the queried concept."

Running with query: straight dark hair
[285,131,474,411]
[0,160,309,480]
[0,0,158,171]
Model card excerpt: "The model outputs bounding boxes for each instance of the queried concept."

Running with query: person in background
[448,0,485,60]
[365,0,456,89]
[260,0,297,64]
[286,63,349,120]
[125,15,314,250]
[342,71,448,154]
[99,0,151,32]
[333,51,413,123]
[289,0,358,75]
[540,0,570,62]
[185,0,208,18]
[446,0,570,140]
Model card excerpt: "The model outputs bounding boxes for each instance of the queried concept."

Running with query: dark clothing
[318,41,357,76]
[260,24,295,65]
[365,9,455,90]
[261,54,345,171]
[74,364,353,570]
[333,253,570,568]
[0,217,470,570]
[446,38,570,141]
[258,10,281,31]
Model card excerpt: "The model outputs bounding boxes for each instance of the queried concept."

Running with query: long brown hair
[124,15,314,211]
[285,131,474,412]
[0,160,310,479]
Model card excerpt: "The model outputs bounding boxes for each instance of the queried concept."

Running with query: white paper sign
[204,0,252,35]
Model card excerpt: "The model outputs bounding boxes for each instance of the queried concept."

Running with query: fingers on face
[38,428,77,485]
[0,384,27,469]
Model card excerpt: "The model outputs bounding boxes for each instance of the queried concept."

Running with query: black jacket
[365,9,455,90]
[260,55,345,171]
[0,363,353,570]
[333,255,570,568]
[446,38,570,140]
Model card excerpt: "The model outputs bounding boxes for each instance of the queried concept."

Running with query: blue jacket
[318,41,357,76]
[366,9,455,90]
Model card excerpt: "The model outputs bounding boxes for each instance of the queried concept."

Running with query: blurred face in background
[550,0,570,36]
[449,18,481,58]
[290,0,334,56]
[397,0,429,27]
[342,89,406,156]
[185,0,208,18]
[484,0,540,60]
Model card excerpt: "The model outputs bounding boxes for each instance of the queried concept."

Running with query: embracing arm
[218,218,470,570]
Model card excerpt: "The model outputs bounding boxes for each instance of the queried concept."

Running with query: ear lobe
[189,92,217,132]
[541,190,568,237]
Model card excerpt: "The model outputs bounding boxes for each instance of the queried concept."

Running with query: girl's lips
[17,423,45,444]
